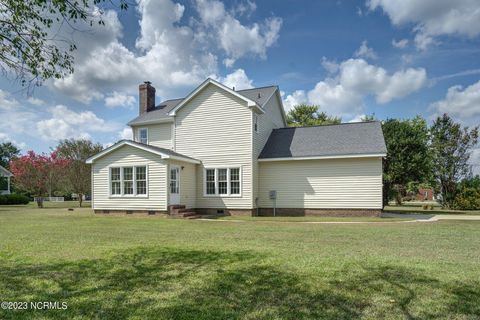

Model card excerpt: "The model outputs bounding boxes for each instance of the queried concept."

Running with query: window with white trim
[111,167,121,195]
[136,167,147,195]
[204,167,241,196]
[109,166,147,196]
[138,128,148,144]
[205,169,215,195]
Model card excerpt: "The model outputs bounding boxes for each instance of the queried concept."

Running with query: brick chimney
[139,81,156,115]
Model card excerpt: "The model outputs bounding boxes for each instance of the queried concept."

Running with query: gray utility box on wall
[269,190,277,200]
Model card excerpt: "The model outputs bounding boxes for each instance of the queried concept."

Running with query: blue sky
[0,0,479,166]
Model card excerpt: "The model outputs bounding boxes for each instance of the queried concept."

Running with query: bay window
[110,166,148,196]
[204,167,241,196]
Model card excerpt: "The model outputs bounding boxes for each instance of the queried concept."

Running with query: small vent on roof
[258,93,261,99]
[232,86,235,91]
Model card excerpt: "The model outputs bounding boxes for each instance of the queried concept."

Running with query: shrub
[453,187,480,210]
[0,194,30,205]
[422,204,429,210]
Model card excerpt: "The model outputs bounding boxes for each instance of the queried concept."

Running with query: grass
[385,201,480,215]
[0,203,479,319]
[217,215,412,222]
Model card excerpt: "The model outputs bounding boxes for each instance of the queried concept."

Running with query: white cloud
[195,0,282,66]
[281,90,307,112]
[105,91,136,108]
[367,0,480,49]
[430,80,480,123]
[321,57,339,74]
[392,38,409,49]
[0,132,27,150]
[283,58,427,117]
[470,148,480,175]
[50,0,282,103]
[216,69,254,90]
[348,114,367,123]
[26,97,46,106]
[354,40,377,59]
[0,89,19,110]
[37,105,119,141]
[119,127,133,140]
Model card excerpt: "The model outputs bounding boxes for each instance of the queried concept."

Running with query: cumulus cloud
[50,0,281,103]
[0,89,19,110]
[392,38,408,49]
[354,41,377,59]
[367,0,480,49]
[283,58,427,117]
[37,105,120,141]
[26,97,46,106]
[195,0,282,66]
[216,69,254,90]
[0,132,27,150]
[429,80,480,123]
[105,91,136,108]
[119,127,133,140]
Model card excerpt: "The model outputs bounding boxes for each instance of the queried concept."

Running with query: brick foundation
[94,209,168,217]
[257,208,381,217]
[195,208,254,216]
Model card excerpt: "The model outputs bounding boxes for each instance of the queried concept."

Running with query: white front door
[169,166,180,205]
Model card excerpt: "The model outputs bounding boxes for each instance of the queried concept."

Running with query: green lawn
[0,203,479,319]
[217,215,412,222]
[385,201,480,215]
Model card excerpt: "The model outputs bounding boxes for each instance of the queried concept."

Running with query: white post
[7,176,10,194]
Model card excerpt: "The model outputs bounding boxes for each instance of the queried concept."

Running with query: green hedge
[453,187,480,210]
[0,194,30,205]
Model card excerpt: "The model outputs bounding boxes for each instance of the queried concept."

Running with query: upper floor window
[138,128,148,144]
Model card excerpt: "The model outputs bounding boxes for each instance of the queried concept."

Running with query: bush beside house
[0,194,30,205]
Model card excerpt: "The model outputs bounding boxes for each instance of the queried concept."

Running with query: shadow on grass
[0,247,479,319]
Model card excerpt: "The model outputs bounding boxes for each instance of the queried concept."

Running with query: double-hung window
[204,167,241,196]
[110,166,147,196]
[138,128,148,144]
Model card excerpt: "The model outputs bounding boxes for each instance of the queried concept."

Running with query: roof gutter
[128,117,174,126]
[258,153,387,162]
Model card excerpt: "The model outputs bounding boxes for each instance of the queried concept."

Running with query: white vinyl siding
[92,145,168,211]
[169,160,196,209]
[132,123,172,149]
[174,83,253,209]
[258,157,383,209]
[252,91,285,208]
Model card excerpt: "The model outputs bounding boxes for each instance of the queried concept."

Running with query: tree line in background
[1,106,479,210]
[1,139,102,207]
[286,105,480,210]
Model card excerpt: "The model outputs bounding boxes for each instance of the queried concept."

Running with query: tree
[0,142,20,169]
[0,0,128,88]
[286,104,341,127]
[55,139,103,207]
[382,116,432,205]
[9,151,69,207]
[430,114,479,209]
[360,113,377,122]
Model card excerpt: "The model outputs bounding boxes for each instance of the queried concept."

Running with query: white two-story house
[87,79,387,217]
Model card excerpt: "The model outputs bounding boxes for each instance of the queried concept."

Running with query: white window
[138,128,148,144]
[110,168,121,195]
[109,166,147,197]
[204,167,241,196]
[136,167,147,195]
[123,167,134,195]
[205,169,215,195]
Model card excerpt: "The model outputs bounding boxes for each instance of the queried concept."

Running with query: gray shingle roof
[127,86,278,126]
[259,121,387,159]
[122,140,200,162]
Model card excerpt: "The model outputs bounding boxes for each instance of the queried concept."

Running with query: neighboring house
[416,188,434,201]
[87,79,387,216]
[0,165,12,195]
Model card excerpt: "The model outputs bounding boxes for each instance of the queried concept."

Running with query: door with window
[169,166,180,205]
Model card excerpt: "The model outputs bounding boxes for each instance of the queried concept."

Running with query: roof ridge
[274,121,380,130]
[237,85,278,92]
